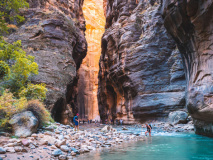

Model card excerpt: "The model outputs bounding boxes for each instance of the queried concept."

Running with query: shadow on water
[76,132,213,160]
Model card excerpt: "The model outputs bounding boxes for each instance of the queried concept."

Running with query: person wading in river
[144,123,152,137]
[73,113,79,131]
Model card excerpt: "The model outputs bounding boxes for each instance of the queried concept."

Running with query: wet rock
[40,140,48,145]
[71,151,76,156]
[101,125,113,132]
[52,149,63,157]
[168,111,188,124]
[9,111,38,137]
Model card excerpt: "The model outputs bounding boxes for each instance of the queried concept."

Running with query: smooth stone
[59,155,67,160]
[52,149,63,156]
[0,147,6,154]
[60,145,69,152]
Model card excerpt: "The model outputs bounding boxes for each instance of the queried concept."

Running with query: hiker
[144,123,152,137]
[73,113,79,131]
[120,119,123,125]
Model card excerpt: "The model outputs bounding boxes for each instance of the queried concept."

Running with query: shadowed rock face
[7,0,87,123]
[162,0,213,136]
[98,0,186,123]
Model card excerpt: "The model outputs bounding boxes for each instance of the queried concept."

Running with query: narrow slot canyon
[77,0,105,121]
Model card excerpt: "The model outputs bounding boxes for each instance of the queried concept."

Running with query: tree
[0,0,29,34]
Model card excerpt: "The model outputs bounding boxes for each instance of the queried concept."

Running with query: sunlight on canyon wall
[77,0,105,120]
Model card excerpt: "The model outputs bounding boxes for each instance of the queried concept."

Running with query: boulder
[9,111,38,137]
[168,111,188,124]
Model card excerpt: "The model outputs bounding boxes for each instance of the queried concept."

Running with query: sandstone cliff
[162,0,213,137]
[7,0,87,123]
[77,0,105,121]
[98,0,186,123]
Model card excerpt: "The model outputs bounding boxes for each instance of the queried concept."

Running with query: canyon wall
[98,0,186,124]
[77,0,105,121]
[162,0,213,137]
[7,0,87,123]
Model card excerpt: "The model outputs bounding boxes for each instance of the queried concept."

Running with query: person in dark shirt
[144,123,152,137]
[73,113,79,131]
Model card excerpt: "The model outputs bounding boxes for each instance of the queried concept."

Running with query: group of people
[73,113,152,136]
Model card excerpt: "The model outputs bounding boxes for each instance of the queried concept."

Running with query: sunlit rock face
[7,0,87,123]
[98,0,186,124]
[77,0,105,120]
[162,0,213,137]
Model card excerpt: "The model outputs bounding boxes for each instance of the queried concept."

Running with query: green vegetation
[0,0,29,34]
[0,0,52,129]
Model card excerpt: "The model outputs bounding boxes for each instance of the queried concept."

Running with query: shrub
[0,90,27,127]
[19,83,47,101]
[0,90,52,129]
[0,60,10,79]
[25,99,53,127]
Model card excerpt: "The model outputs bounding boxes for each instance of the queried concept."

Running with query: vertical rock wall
[77,0,105,120]
[7,0,87,123]
[98,0,186,123]
[162,0,213,137]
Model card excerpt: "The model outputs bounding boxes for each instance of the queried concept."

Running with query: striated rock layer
[77,0,105,120]
[98,0,186,124]
[162,0,213,137]
[7,0,87,123]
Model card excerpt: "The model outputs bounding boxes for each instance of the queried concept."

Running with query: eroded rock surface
[162,0,213,136]
[7,0,87,123]
[98,0,186,123]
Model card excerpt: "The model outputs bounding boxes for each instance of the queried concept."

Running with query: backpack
[149,124,152,129]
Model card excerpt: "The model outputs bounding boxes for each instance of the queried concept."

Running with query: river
[77,130,213,160]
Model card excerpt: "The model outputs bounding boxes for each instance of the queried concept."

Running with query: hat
[77,113,79,116]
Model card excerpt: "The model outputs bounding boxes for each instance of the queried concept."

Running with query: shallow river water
[77,131,213,160]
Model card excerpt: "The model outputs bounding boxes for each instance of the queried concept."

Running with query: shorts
[147,129,151,133]
[74,121,78,126]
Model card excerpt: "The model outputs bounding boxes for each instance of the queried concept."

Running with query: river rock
[4,147,15,153]
[101,125,113,132]
[0,147,6,154]
[9,111,38,137]
[55,140,66,148]
[70,147,79,154]
[60,145,69,152]
[168,111,188,124]
[52,149,63,156]
[21,139,30,146]
[59,155,67,160]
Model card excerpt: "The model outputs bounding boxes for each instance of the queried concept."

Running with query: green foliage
[0,38,40,96]
[0,90,27,127]
[0,0,29,34]
[19,83,47,101]
[0,60,10,79]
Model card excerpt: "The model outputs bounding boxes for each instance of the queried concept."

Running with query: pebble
[59,155,67,160]
[52,149,63,156]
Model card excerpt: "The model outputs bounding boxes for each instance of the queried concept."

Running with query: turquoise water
[78,132,213,160]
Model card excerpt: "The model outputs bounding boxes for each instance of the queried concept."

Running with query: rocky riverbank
[0,122,194,160]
